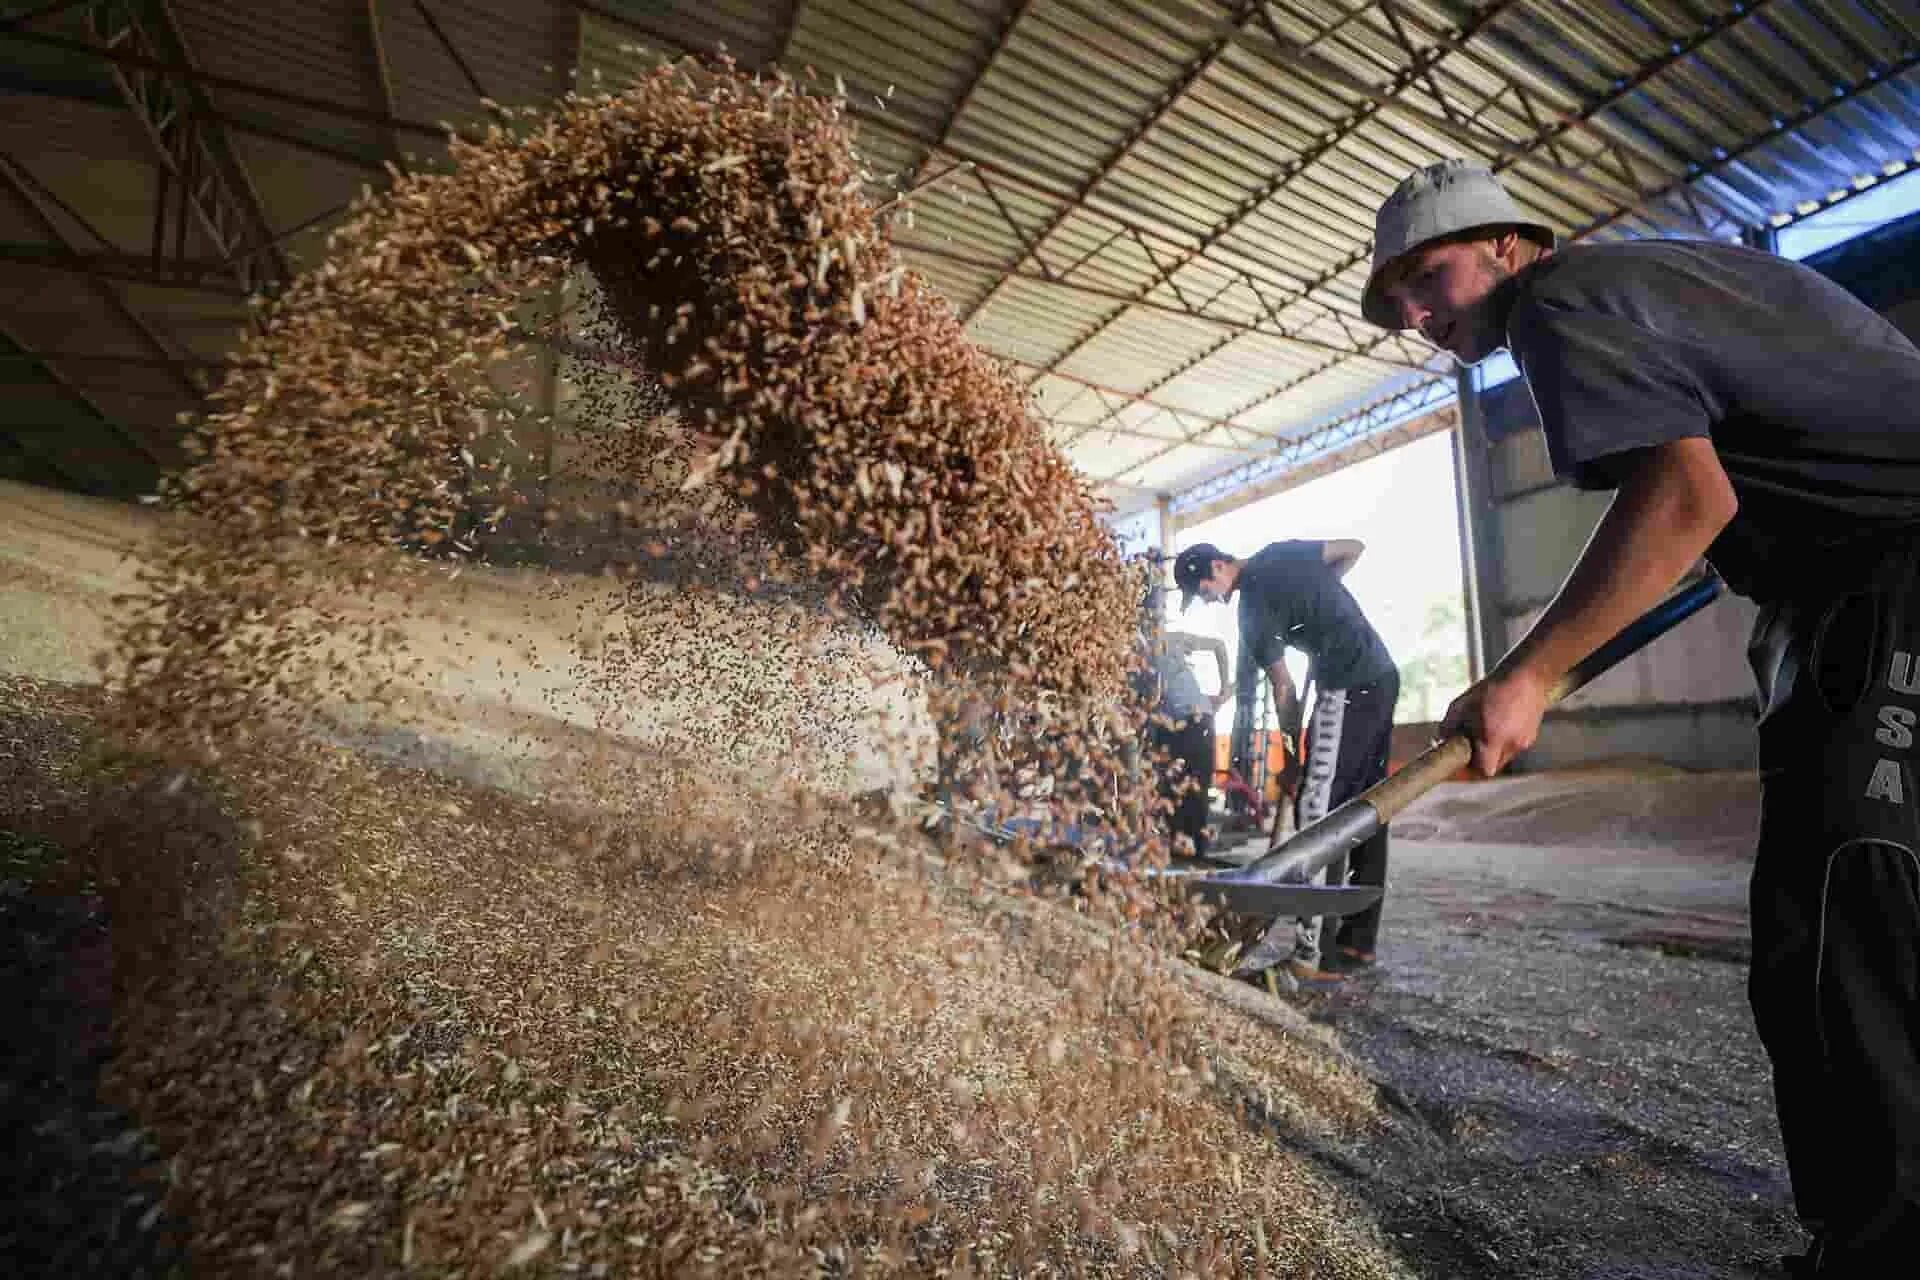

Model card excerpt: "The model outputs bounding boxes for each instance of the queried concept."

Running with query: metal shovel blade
[1177,879,1385,918]
[1105,862,1384,918]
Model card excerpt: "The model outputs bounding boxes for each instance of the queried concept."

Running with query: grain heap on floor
[73,60,1406,1276]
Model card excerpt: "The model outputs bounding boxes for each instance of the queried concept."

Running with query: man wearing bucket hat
[1365,157,1920,1275]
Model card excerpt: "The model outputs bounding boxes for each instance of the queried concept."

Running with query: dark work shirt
[1235,541,1396,692]
[1502,240,1920,602]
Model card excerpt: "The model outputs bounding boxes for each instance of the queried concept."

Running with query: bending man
[1175,538,1400,981]
[1365,156,1920,1276]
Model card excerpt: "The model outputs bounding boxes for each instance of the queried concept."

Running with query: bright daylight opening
[1169,428,1468,729]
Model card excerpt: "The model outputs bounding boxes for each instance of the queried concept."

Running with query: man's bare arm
[1443,437,1736,775]
[1267,656,1299,734]
[1167,633,1237,707]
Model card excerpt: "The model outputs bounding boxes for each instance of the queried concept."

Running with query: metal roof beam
[0,241,252,293]
[86,1,292,290]
[1576,42,1920,241]
[1165,374,1457,507]
[956,0,1266,328]
[1132,0,1802,452]
[895,235,1429,370]
[0,152,209,401]
[574,3,1312,295]
[412,0,489,102]
[774,0,807,65]
[1022,0,1521,445]
[2,25,453,140]
[1167,392,1461,529]
[360,0,406,167]
[1153,1,1918,512]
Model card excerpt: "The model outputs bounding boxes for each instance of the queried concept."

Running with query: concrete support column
[1452,365,1507,682]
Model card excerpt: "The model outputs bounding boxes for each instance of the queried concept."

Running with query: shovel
[1216,572,1727,893]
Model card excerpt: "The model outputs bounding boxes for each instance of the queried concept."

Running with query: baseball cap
[1172,543,1228,611]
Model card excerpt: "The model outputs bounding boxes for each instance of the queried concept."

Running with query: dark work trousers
[1149,712,1215,858]
[1234,671,1400,976]
[1748,541,1920,1274]
[1296,671,1399,960]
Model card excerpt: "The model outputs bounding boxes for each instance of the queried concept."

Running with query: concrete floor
[1288,772,1798,1279]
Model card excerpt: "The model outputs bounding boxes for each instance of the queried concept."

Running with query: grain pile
[78,58,1403,1277]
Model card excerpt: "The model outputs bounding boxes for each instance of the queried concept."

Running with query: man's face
[1381,237,1513,364]
[1194,560,1232,604]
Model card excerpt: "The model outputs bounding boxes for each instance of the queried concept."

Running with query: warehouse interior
[4,1,1920,1276]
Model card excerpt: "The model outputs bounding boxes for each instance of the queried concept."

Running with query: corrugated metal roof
[0,0,1916,508]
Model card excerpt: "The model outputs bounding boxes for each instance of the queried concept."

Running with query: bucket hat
[1361,159,1555,329]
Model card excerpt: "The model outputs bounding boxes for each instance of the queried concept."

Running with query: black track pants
[1267,670,1400,968]
[1749,544,1920,1274]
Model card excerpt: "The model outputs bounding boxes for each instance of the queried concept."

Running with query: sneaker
[1284,957,1349,990]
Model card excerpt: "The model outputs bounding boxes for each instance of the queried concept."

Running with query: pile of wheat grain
[79,59,1388,1278]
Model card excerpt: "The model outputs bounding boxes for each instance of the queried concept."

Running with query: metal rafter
[1029,369,1274,452]
[0,241,251,293]
[1078,0,1806,473]
[1021,0,1520,434]
[87,0,291,291]
[1167,387,1461,528]
[1166,375,1458,505]
[0,347,229,368]
[904,0,1037,191]
[413,0,489,102]
[3,26,453,140]
[14,7,1257,287]
[1042,415,1258,455]
[1573,41,1920,242]
[954,0,1269,328]
[1139,0,1770,358]
[895,235,1430,369]
[774,0,808,66]
[1160,18,1920,509]
[1364,3,1750,230]
[362,0,406,166]
[0,153,208,401]
[573,4,1304,300]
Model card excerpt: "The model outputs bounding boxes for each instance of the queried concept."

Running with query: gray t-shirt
[1501,241,1920,602]
[1152,642,1210,719]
